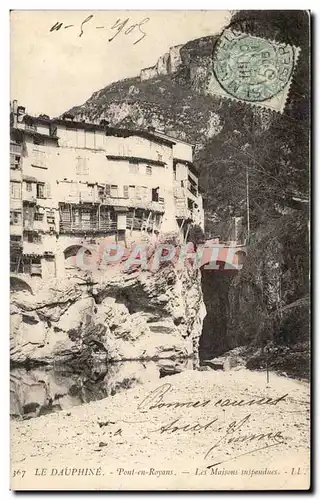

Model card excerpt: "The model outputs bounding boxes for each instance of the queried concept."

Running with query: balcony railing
[62,195,166,213]
[175,206,192,219]
[10,143,22,155]
[25,124,37,132]
[187,182,198,197]
[59,220,117,233]
[10,239,22,250]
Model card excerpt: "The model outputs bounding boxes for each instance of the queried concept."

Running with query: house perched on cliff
[10,101,204,281]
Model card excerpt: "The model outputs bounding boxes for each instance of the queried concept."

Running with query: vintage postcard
[10,10,310,490]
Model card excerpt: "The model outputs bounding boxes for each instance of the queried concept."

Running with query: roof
[105,127,176,147]
[173,157,199,174]
[23,175,38,182]
[106,155,166,167]
[13,114,183,147]
[51,119,177,146]
[12,127,59,142]
[11,109,196,149]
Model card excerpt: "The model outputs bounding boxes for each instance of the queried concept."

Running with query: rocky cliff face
[11,263,206,369]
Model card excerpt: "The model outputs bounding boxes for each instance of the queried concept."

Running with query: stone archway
[63,245,92,276]
[234,250,247,267]
[10,276,33,294]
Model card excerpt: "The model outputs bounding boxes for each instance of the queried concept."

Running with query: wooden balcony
[59,220,117,234]
[104,197,165,213]
[10,143,22,155]
[175,206,192,219]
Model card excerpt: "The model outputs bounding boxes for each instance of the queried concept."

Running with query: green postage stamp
[210,29,301,113]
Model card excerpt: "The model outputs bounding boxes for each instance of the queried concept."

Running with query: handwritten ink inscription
[49,15,150,44]
[93,383,292,470]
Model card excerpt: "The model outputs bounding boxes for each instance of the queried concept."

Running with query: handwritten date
[49,15,150,45]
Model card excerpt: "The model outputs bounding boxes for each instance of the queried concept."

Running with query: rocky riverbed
[11,368,310,490]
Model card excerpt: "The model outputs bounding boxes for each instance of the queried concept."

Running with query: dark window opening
[36,183,45,199]
[152,187,159,202]
[34,213,44,221]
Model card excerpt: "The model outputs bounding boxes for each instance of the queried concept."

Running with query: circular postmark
[213,29,295,103]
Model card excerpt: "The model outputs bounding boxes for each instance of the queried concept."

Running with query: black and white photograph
[9,9,310,491]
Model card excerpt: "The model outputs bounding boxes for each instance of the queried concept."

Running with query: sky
[10,10,231,117]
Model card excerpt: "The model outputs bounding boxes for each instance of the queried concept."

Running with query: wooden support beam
[184,223,191,243]
[130,208,135,235]
[144,211,152,233]
[70,204,73,231]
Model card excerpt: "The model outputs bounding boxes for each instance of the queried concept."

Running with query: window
[135,186,142,199]
[26,182,32,192]
[32,149,46,168]
[129,185,135,198]
[81,211,91,222]
[111,185,118,198]
[123,185,129,198]
[36,183,45,199]
[76,156,89,175]
[157,151,163,162]
[10,181,21,199]
[10,235,21,242]
[34,213,44,222]
[129,162,139,174]
[142,186,148,200]
[46,183,51,199]
[10,153,21,169]
[26,233,42,244]
[146,165,152,175]
[152,187,159,202]
[10,211,21,225]
[105,184,111,197]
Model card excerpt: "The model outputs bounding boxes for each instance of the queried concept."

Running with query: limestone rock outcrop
[140,44,183,81]
[10,264,206,368]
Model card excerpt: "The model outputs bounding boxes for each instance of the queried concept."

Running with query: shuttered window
[10,181,21,199]
[45,183,51,199]
[123,185,129,198]
[32,149,46,168]
[111,185,118,198]
[129,162,139,174]
[76,157,89,175]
